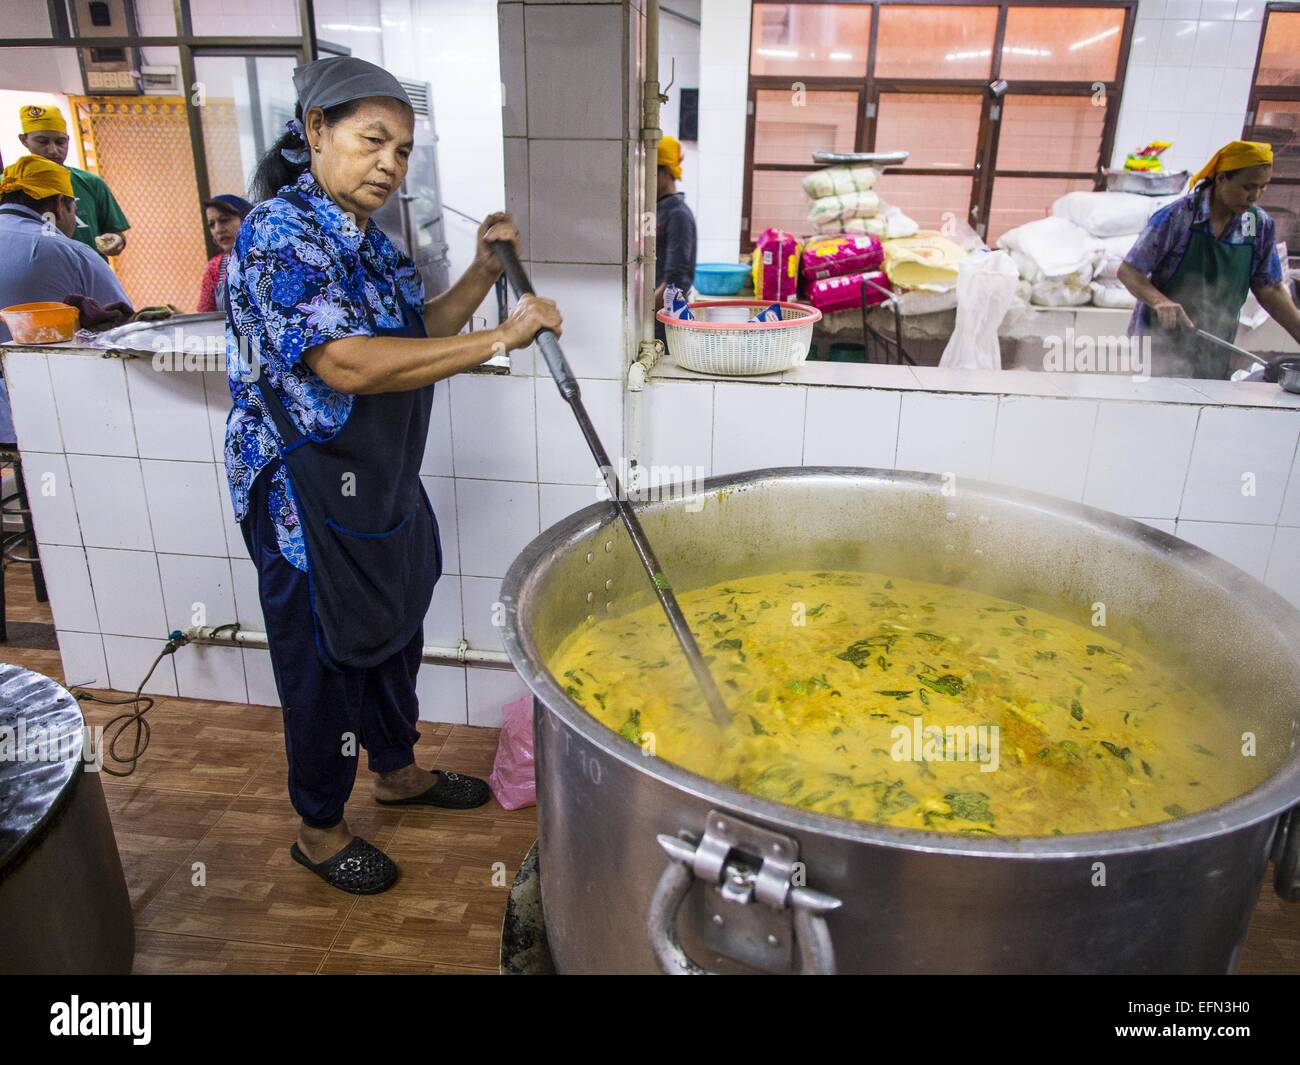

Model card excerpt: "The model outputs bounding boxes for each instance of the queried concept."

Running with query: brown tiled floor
[3,569,535,975]
[3,565,1298,973]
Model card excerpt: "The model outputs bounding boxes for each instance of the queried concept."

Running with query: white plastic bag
[997,216,1099,280]
[1051,191,1156,238]
[939,250,1020,369]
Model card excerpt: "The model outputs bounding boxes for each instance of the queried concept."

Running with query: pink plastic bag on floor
[488,694,536,810]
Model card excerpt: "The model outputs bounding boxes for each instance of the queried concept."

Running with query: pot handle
[1274,806,1300,902]
[647,833,840,974]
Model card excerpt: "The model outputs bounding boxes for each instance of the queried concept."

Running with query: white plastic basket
[657,300,822,375]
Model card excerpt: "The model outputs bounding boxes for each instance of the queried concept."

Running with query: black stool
[0,447,48,643]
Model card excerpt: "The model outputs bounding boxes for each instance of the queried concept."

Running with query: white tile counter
[7,341,1300,728]
[639,357,1300,617]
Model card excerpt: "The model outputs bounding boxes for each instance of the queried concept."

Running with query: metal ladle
[1193,328,1268,369]
[490,241,733,729]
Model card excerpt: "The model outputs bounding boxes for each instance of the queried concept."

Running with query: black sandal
[376,769,491,810]
[289,836,399,895]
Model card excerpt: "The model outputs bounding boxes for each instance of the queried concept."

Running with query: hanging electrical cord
[70,623,241,777]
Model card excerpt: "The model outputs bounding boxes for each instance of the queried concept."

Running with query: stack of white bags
[802,165,920,240]
[996,190,1180,309]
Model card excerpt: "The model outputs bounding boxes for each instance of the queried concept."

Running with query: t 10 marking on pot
[560,725,603,785]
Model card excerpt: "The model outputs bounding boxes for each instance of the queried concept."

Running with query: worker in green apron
[1119,140,1300,378]
[17,104,129,260]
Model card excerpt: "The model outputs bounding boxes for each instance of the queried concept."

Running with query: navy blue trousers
[241,469,423,829]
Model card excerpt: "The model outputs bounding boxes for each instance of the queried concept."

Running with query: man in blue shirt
[0,155,130,439]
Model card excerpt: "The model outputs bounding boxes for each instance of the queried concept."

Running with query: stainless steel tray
[1103,168,1189,196]
[812,151,910,167]
[92,312,225,355]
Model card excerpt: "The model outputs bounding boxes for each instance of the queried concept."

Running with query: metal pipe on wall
[628,0,665,488]
[184,625,513,670]
[641,0,663,362]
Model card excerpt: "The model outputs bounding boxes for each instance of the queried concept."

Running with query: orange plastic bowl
[1,301,80,344]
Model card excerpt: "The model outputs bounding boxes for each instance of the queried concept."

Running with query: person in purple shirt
[1118,140,1300,378]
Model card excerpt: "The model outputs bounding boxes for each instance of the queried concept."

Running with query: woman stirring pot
[1119,140,1300,378]
[224,57,561,894]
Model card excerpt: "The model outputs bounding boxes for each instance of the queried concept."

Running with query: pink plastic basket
[656,300,822,375]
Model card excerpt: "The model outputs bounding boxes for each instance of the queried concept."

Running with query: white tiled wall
[637,374,1300,618]
[1113,0,1263,173]
[696,0,751,264]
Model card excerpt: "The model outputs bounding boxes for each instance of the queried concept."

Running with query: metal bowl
[1275,358,1300,394]
[502,466,1300,974]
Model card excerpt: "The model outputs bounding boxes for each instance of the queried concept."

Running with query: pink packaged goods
[800,234,884,282]
[750,227,803,301]
[806,270,892,314]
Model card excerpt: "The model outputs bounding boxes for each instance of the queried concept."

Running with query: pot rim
[501,465,1300,858]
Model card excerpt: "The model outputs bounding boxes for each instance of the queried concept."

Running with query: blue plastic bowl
[693,262,751,296]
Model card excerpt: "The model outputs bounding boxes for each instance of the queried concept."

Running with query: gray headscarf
[292,56,413,118]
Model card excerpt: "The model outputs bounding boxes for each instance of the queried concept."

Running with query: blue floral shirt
[1124,187,1283,335]
[223,172,425,569]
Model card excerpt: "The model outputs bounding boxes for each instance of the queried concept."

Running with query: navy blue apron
[231,188,442,670]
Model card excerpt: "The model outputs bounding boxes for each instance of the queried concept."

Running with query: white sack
[1090,279,1138,309]
[897,286,958,316]
[816,205,919,239]
[808,189,881,225]
[1095,232,1138,280]
[939,250,1020,370]
[1031,277,1093,307]
[1052,191,1162,238]
[998,216,1098,280]
[802,165,879,200]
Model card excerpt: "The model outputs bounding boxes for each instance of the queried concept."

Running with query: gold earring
[312,144,320,153]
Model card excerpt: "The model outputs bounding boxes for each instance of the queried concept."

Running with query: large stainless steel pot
[501,467,1300,974]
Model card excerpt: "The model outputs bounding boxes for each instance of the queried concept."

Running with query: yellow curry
[547,570,1249,836]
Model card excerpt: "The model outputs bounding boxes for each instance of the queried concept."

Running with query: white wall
[660,1,701,202]
[406,0,505,295]
[314,0,387,65]
[696,0,751,264]
[0,90,74,169]
[311,0,505,311]
[0,49,87,97]
[1112,0,1265,175]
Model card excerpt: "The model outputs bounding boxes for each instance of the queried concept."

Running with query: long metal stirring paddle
[490,242,732,729]
[1194,328,1268,368]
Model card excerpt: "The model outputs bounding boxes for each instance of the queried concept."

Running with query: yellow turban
[1189,140,1273,190]
[657,134,683,181]
[19,104,67,135]
[0,155,74,200]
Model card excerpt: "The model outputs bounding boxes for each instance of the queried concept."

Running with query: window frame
[1245,3,1300,205]
[741,0,1137,248]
